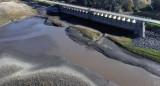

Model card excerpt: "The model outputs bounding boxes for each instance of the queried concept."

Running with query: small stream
[0,17,160,86]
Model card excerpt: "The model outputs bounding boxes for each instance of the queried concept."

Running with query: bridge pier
[135,21,145,37]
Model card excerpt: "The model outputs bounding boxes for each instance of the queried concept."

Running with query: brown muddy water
[0,17,160,86]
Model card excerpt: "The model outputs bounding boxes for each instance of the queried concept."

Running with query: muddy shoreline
[0,49,116,86]
[0,17,118,86]
[66,27,160,78]
[0,0,160,85]
[1,16,160,86]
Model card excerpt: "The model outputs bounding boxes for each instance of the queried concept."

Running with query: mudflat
[0,17,160,86]
[0,17,116,86]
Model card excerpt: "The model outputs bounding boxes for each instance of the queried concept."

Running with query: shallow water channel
[0,17,160,86]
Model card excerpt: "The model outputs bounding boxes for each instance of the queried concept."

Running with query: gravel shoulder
[132,30,160,51]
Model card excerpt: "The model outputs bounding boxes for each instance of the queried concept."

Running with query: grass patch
[105,34,160,62]
[146,22,160,31]
[36,1,54,6]
[70,25,102,40]
[47,16,66,27]
[22,0,54,6]
[0,1,36,25]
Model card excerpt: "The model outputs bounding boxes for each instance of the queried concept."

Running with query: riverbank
[1,0,160,85]
[0,1,36,26]
[66,25,160,78]
[0,1,118,85]
[45,16,66,27]
[1,15,160,86]
[106,34,160,62]
[67,24,160,62]
[0,17,118,86]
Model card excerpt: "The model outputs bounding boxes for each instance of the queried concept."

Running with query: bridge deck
[38,0,160,25]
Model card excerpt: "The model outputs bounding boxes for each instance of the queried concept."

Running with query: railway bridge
[40,0,160,37]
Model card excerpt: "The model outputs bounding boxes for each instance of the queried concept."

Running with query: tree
[123,0,134,11]
[65,0,76,3]
[63,0,153,12]
[76,0,87,6]
[152,0,160,11]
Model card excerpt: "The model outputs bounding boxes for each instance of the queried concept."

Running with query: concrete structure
[40,0,160,37]
[56,5,145,37]
[50,5,145,37]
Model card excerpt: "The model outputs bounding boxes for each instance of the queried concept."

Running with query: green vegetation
[134,12,160,20]
[58,0,160,13]
[105,34,160,62]
[70,25,102,40]
[47,16,66,27]
[60,0,151,12]
[146,22,160,31]
[23,0,54,6]
[53,0,160,20]
[36,1,54,6]
[152,0,160,11]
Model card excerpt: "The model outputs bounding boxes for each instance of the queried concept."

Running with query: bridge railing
[48,0,160,24]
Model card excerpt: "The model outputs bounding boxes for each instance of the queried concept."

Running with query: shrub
[146,22,160,31]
